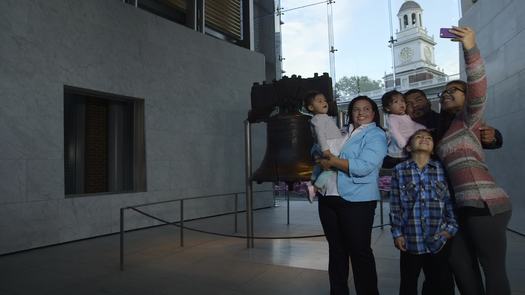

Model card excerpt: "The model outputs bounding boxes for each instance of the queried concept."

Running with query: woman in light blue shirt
[318,96,387,295]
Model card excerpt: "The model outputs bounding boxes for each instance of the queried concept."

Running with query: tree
[335,76,383,98]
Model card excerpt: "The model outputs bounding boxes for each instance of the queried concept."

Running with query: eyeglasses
[438,87,465,98]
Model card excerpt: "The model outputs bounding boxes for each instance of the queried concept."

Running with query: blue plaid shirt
[389,159,458,254]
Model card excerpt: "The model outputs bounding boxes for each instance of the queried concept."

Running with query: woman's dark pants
[318,196,379,295]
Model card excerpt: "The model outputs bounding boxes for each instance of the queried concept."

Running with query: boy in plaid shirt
[389,129,458,295]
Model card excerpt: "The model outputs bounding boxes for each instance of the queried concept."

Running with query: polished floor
[1,197,524,295]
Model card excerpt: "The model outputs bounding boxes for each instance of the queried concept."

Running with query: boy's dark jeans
[399,242,455,295]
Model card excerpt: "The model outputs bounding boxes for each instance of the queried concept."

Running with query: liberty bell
[248,73,335,185]
[251,110,314,183]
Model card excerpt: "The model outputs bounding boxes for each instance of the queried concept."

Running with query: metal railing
[119,190,274,270]
[119,188,392,270]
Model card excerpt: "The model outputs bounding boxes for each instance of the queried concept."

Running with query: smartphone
[440,28,457,38]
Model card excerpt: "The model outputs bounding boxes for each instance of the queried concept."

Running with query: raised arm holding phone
[435,26,512,295]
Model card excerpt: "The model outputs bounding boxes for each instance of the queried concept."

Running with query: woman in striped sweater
[436,27,512,295]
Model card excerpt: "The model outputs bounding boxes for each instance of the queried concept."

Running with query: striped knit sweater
[436,46,511,215]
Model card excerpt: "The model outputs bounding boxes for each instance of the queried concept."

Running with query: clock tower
[338,0,453,110]
[385,0,446,89]
[394,0,437,71]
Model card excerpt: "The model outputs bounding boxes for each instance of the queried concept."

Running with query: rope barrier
[120,195,525,271]
[129,204,525,239]
[129,206,389,240]
[507,227,525,238]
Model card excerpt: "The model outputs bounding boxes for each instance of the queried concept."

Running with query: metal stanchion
[119,208,125,271]
[286,189,290,225]
[244,120,254,248]
[379,168,392,230]
[380,193,384,230]
[180,199,184,247]
[273,183,280,207]
[234,193,238,233]
[250,189,254,247]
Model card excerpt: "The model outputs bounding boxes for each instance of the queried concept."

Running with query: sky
[279,0,462,83]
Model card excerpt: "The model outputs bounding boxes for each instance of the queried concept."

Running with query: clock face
[399,47,414,63]
[424,46,432,62]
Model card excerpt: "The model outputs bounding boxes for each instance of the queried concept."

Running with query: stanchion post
[234,193,238,233]
[120,207,125,271]
[380,192,385,230]
[286,189,290,225]
[180,199,184,247]
[244,120,254,248]
[250,190,254,247]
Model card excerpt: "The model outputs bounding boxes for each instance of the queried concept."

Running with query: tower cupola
[397,0,423,31]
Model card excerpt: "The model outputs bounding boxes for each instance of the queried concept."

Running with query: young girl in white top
[303,91,345,198]
[381,90,426,168]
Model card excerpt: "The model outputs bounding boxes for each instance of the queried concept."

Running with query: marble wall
[0,0,271,254]
[461,0,525,233]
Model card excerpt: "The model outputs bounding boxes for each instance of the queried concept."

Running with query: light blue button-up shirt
[335,123,387,202]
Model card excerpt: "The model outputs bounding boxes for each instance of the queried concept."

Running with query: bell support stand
[244,119,254,248]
